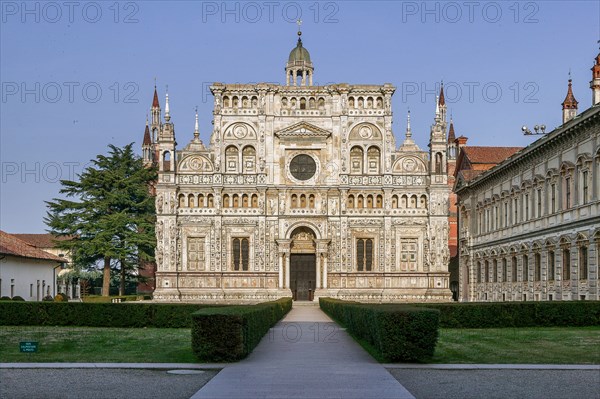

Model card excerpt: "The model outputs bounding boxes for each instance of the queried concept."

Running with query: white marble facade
[145,35,452,303]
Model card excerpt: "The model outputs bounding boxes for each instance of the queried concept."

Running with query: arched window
[401,195,408,208]
[535,253,541,281]
[291,194,298,208]
[198,194,204,208]
[358,97,364,108]
[178,194,186,208]
[376,195,383,208]
[376,97,383,108]
[318,97,325,109]
[410,195,417,208]
[366,195,373,209]
[392,195,398,208]
[242,146,256,173]
[300,194,306,208]
[366,97,373,108]
[484,260,489,283]
[232,96,239,107]
[232,194,239,208]
[512,256,518,282]
[348,195,355,208]
[477,262,482,283]
[420,195,428,209]
[188,194,195,208]
[522,254,529,281]
[242,194,249,208]
[251,194,258,208]
[308,194,315,208]
[225,146,238,173]
[223,96,230,107]
[493,260,498,283]
[241,96,249,108]
[350,147,363,174]
[207,194,214,208]
[222,194,230,208]
[502,258,508,282]
[357,195,364,208]
[349,97,355,108]
[300,97,306,110]
[367,147,380,174]
[309,97,316,109]
[562,247,570,281]
[579,245,588,280]
[163,151,171,172]
[251,96,258,107]
[547,250,555,280]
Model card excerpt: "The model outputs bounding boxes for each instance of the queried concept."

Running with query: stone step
[292,300,319,307]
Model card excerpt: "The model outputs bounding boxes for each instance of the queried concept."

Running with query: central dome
[288,39,311,63]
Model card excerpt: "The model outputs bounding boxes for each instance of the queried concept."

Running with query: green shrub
[11,296,25,301]
[416,301,600,328]
[54,293,68,302]
[0,296,11,301]
[0,301,220,328]
[191,298,292,362]
[42,295,54,301]
[319,298,440,362]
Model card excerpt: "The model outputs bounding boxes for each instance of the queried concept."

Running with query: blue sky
[1,0,599,232]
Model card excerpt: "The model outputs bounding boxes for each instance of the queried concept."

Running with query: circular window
[289,154,316,181]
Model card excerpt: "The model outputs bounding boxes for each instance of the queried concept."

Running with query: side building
[455,52,600,302]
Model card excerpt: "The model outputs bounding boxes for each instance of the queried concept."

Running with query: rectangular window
[477,262,482,283]
[525,194,529,221]
[579,246,588,280]
[30,284,33,298]
[494,206,499,230]
[514,198,518,223]
[187,237,206,271]
[537,189,542,217]
[548,251,555,280]
[504,203,508,227]
[484,261,489,283]
[551,184,556,213]
[232,238,249,271]
[399,239,417,272]
[357,238,375,271]
[562,248,570,281]
[565,177,571,209]
[493,260,498,283]
[582,171,589,204]
[512,257,518,282]
[502,258,507,282]
[11,279,15,298]
[535,253,541,281]
[522,255,528,281]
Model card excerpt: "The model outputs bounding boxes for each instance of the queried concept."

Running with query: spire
[164,86,171,122]
[438,83,445,106]
[143,117,151,146]
[194,106,199,140]
[562,78,578,110]
[591,43,600,105]
[152,83,160,108]
[406,110,412,138]
[435,95,440,118]
[448,118,456,142]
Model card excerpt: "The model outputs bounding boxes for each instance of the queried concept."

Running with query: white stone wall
[0,256,58,300]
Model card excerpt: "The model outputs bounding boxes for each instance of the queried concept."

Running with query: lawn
[432,326,600,364]
[1,326,598,364]
[0,326,197,363]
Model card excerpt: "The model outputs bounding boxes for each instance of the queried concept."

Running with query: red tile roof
[462,146,523,165]
[438,85,445,106]
[448,121,455,141]
[562,79,578,110]
[0,231,64,262]
[12,234,72,249]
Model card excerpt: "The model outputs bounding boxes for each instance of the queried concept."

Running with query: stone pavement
[190,303,415,399]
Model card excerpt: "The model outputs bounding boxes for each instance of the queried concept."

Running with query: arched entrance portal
[290,227,316,301]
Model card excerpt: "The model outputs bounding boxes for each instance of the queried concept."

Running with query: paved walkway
[190,304,415,399]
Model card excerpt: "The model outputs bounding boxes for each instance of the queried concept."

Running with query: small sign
[19,341,38,353]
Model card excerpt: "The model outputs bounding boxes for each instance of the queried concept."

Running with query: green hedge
[319,298,440,362]
[191,297,292,362]
[0,301,218,328]
[417,301,600,328]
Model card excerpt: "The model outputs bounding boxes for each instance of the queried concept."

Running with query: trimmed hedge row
[0,301,218,328]
[416,301,600,328]
[191,297,292,362]
[319,298,440,362]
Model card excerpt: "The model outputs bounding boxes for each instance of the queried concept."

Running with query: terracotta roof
[458,169,484,182]
[462,146,523,165]
[12,234,72,249]
[562,79,578,110]
[438,85,445,106]
[143,124,152,146]
[0,231,64,262]
[152,87,160,108]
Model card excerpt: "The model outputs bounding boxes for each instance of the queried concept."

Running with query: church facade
[144,32,452,303]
